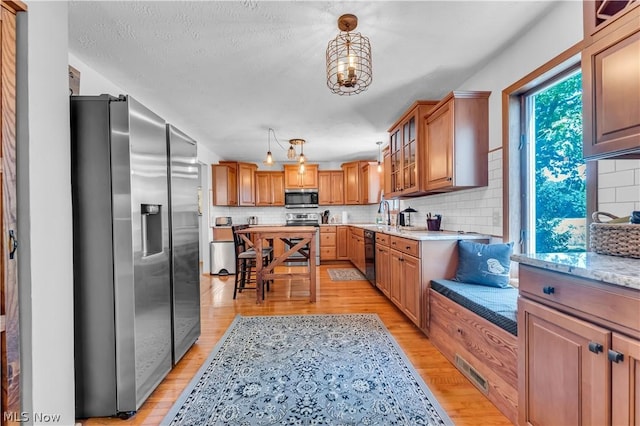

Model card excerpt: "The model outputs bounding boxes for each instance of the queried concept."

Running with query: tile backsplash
[597,159,640,218]
[399,149,504,236]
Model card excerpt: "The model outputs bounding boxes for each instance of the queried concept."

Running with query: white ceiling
[68,1,558,165]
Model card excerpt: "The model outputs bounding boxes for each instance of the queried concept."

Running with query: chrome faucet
[378,200,391,226]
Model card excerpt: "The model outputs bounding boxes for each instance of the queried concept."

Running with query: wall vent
[455,354,489,395]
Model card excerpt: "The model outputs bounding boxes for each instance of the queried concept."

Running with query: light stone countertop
[343,224,492,242]
[512,252,640,290]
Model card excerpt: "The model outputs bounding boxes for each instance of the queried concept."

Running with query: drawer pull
[608,350,624,363]
[588,342,603,354]
[405,246,411,250]
[542,286,555,295]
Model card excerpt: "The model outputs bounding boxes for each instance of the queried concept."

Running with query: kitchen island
[234,226,317,304]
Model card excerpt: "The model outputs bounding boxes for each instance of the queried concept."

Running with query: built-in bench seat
[430,279,518,336]
[428,279,518,424]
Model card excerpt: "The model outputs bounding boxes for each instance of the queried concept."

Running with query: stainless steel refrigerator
[71,95,173,418]
[166,124,200,364]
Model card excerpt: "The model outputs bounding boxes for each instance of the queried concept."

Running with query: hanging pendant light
[288,138,306,162]
[298,142,306,164]
[326,14,372,96]
[264,128,274,165]
[376,141,383,173]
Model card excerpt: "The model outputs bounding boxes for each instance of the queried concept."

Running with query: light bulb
[287,146,296,160]
[299,163,305,174]
[266,151,273,165]
[299,153,305,163]
[377,161,382,173]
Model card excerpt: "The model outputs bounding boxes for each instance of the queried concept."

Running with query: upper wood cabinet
[582,2,640,160]
[318,170,344,205]
[255,171,284,206]
[423,91,490,191]
[213,161,257,206]
[212,163,237,206]
[341,161,381,205]
[382,146,391,197]
[284,164,318,189]
[387,101,438,197]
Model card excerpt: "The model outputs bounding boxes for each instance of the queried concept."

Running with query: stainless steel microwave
[284,189,319,208]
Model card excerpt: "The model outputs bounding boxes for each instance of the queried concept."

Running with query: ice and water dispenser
[141,203,163,257]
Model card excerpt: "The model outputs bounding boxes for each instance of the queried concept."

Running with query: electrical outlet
[492,210,501,227]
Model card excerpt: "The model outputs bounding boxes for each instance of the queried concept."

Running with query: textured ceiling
[68,1,558,165]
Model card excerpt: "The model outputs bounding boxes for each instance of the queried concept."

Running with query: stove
[284,213,320,265]
[285,212,320,227]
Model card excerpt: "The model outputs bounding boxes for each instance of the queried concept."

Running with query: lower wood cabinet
[375,236,390,298]
[319,226,336,261]
[389,247,421,326]
[348,227,365,274]
[518,264,640,426]
[336,226,349,260]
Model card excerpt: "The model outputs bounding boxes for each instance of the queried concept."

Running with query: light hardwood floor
[80,264,513,425]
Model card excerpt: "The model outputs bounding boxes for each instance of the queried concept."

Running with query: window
[520,67,586,253]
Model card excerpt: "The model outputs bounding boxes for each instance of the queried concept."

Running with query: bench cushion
[431,279,518,336]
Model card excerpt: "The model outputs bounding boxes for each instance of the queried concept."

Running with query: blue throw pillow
[455,240,514,288]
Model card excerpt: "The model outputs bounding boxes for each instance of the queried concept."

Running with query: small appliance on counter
[215,216,232,226]
[248,216,258,225]
[399,207,417,227]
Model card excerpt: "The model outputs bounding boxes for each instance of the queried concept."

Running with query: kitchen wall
[399,149,503,235]
[22,1,75,423]
[598,159,640,217]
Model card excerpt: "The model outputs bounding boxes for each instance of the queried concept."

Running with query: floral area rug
[327,268,366,281]
[163,314,453,425]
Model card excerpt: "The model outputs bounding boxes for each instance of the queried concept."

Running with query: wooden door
[300,164,318,188]
[519,298,610,426]
[389,250,402,308]
[383,147,391,197]
[611,333,640,425]
[1,2,25,420]
[582,16,640,159]
[330,171,344,205]
[375,244,390,297]
[342,162,360,204]
[255,172,271,206]
[270,172,284,206]
[425,101,454,190]
[317,171,332,205]
[237,163,256,206]
[401,254,421,326]
[284,165,299,188]
[336,226,348,260]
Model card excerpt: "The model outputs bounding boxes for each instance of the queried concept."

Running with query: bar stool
[232,225,273,299]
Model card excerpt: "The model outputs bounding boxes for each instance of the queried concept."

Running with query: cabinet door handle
[608,349,624,363]
[588,342,603,354]
[405,246,411,250]
[542,286,555,295]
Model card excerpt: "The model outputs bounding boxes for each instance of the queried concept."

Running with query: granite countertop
[512,252,640,290]
[347,224,491,241]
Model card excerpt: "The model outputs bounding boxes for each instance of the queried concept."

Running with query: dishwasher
[364,230,376,286]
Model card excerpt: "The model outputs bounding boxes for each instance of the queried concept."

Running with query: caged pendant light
[326,14,372,96]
